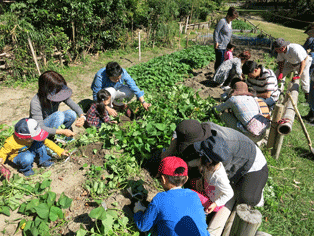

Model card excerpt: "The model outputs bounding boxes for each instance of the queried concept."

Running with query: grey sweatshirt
[213,18,233,50]
[30,94,83,135]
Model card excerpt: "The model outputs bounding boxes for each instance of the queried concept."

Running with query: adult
[91,62,151,117]
[302,34,314,122]
[161,119,268,207]
[30,71,85,137]
[274,38,312,100]
[214,81,270,142]
[242,60,280,109]
[212,51,251,89]
[213,7,238,71]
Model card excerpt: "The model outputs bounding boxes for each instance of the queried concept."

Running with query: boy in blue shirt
[133,156,210,236]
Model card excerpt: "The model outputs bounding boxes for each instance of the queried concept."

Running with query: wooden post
[138,31,141,62]
[221,207,237,236]
[267,104,284,150]
[186,32,189,49]
[27,36,41,75]
[230,204,262,236]
[185,16,189,34]
[72,21,75,43]
[273,134,284,159]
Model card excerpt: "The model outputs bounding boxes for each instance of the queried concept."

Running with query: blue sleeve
[121,69,144,99]
[133,200,158,232]
[91,68,105,101]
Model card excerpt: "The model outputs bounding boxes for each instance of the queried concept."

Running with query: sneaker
[41,161,54,168]
[23,169,35,176]
[221,86,231,91]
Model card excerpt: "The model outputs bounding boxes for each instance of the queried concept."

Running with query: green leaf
[49,206,61,221]
[76,228,87,236]
[154,123,166,131]
[102,215,114,234]
[25,198,40,214]
[46,191,56,207]
[0,206,10,216]
[120,216,129,226]
[18,202,27,214]
[89,206,106,220]
[38,221,50,235]
[40,179,51,190]
[34,203,49,220]
[57,192,72,209]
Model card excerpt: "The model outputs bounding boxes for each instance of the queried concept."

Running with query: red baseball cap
[158,156,188,176]
[15,118,49,141]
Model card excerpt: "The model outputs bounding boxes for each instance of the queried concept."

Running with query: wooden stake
[27,36,41,75]
[138,31,141,62]
[267,104,284,150]
[230,204,262,236]
[185,16,189,34]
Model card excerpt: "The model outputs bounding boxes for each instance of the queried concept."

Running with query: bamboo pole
[277,77,300,135]
[27,36,41,75]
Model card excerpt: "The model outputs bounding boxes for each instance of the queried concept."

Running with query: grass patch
[249,19,308,44]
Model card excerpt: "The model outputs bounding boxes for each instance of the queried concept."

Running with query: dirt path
[0,45,272,235]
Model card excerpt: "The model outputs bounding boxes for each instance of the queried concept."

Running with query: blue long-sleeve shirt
[91,67,144,101]
[134,188,210,236]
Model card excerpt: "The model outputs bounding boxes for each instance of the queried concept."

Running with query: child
[0,118,68,176]
[192,136,234,214]
[224,43,235,61]
[133,156,210,236]
[85,89,117,128]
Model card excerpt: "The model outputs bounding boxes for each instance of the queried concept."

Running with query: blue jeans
[310,52,314,76]
[309,80,314,112]
[215,49,226,71]
[261,97,276,110]
[43,110,76,130]
[13,141,51,173]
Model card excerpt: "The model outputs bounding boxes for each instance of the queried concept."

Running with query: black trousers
[234,164,269,206]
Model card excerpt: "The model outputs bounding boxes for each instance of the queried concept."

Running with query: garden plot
[0,44,275,235]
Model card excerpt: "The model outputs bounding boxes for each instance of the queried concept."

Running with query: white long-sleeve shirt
[203,162,234,207]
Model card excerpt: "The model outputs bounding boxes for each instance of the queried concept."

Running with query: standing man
[302,30,314,122]
[242,60,280,109]
[274,38,312,100]
[91,62,151,116]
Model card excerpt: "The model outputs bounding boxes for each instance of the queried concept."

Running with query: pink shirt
[224,50,233,61]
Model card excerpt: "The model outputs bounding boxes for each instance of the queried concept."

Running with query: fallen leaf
[58,177,63,181]
[265,217,268,222]
[280,196,284,204]
[292,184,300,190]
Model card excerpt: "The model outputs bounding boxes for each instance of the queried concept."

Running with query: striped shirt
[247,66,280,102]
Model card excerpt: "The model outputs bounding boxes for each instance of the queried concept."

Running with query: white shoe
[221,86,231,91]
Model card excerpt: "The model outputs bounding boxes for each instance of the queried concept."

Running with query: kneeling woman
[30,71,85,137]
